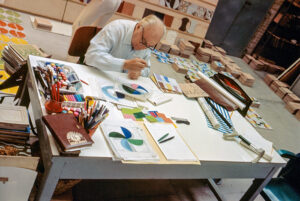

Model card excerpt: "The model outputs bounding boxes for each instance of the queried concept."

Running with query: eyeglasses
[140,26,155,50]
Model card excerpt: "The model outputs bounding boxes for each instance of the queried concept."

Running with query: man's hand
[128,70,141,80]
[123,58,147,71]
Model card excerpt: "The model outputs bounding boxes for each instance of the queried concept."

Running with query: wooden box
[270,83,279,92]
[276,87,293,99]
[272,80,289,89]
[285,102,300,114]
[264,74,277,86]
[283,93,300,103]
[169,45,180,55]
[249,59,265,71]
[34,17,52,31]
[242,54,254,64]
[239,72,255,87]
[266,63,285,74]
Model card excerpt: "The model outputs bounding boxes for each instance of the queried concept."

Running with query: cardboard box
[283,93,300,103]
[169,45,180,55]
[34,17,52,31]
[272,80,289,88]
[276,87,293,99]
[249,59,265,71]
[285,102,300,114]
[239,72,255,87]
[264,74,277,86]
[270,83,278,92]
[266,63,285,74]
[242,54,254,64]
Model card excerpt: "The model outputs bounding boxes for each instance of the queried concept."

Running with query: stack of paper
[145,122,197,161]
[171,57,196,74]
[151,73,182,94]
[203,39,213,49]
[0,105,30,144]
[239,72,255,87]
[179,39,194,56]
[2,43,47,74]
[101,120,159,161]
[213,46,227,56]
[157,40,171,53]
[211,61,225,72]
[196,47,212,63]
[169,44,180,56]
[225,63,242,79]
[210,50,223,62]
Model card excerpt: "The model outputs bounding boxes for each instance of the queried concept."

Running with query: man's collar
[124,21,137,46]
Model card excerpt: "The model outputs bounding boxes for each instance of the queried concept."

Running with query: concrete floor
[5,7,300,201]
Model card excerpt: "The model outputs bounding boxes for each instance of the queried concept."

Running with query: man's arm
[141,52,151,77]
[85,25,125,72]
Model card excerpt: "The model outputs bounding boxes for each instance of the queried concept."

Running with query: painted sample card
[246,107,272,129]
[101,119,158,161]
[145,122,197,161]
[153,73,182,94]
[97,78,137,108]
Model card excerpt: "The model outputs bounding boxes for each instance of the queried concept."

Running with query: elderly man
[85,14,165,79]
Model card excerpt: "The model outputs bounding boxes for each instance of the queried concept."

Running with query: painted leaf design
[128,139,143,146]
[109,132,125,138]
[121,139,132,151]
[121,127,132,138]
[122,84,141,95]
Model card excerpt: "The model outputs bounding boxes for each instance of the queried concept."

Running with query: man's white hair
[140,14,166,35]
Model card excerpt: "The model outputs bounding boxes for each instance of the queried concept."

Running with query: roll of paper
[197,72,246,109]
[197,97,220,129]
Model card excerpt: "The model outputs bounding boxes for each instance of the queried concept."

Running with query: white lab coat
[85,19,151,77]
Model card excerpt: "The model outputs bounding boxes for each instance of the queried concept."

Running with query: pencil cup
[45,100,63,114]
[87,127,97,137]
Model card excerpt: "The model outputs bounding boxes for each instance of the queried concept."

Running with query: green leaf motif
[109,132,125,138]
[128,139,143,146]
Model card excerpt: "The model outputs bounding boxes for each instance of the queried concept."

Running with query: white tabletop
[28,55,285,165]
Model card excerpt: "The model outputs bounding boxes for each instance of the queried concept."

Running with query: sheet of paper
[153,73,182,94]
[144,122,197,161]
[147,90,172,105]
[231,111,273,156]
[101,119,159,161]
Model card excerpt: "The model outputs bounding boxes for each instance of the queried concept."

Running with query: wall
[206,0,275,57]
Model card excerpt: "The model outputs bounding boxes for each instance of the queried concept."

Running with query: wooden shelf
[114,13,205,41]
[138,0,211,24]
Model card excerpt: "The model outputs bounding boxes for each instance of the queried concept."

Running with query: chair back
[68,26,102,60]
[280,153,300,190]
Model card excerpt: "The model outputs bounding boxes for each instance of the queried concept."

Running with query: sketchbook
[144,122,197,161]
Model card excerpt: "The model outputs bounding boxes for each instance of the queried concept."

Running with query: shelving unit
[253,0,300,68]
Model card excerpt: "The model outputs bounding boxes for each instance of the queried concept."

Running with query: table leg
[208,178,227,201]
[240,167,279,201]
[35,160,65,201]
